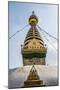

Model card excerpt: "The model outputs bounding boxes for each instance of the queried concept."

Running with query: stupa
[21,11,47,65]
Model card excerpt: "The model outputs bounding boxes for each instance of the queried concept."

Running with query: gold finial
[29,11,38,26]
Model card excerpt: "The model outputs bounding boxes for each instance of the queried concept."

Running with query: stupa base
[24,80,45,87]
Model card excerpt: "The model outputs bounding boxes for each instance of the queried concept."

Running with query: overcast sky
[9,2,58,69]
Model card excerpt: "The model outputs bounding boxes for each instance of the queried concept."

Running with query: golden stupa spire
[21,11,47,65]
[24,11,44,48]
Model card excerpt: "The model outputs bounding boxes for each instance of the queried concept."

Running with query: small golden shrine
[24,65,44,87]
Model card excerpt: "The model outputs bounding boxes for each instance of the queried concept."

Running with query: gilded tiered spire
[21,11,47,65]
[24,11,44,49]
